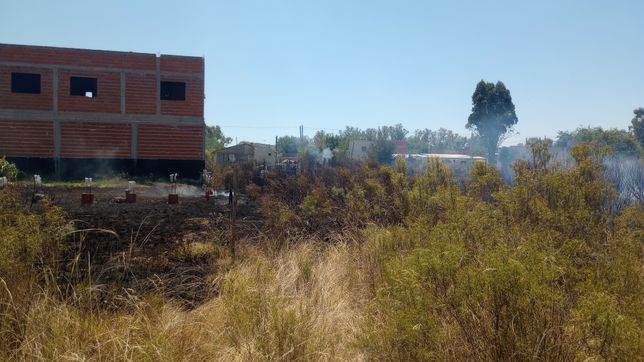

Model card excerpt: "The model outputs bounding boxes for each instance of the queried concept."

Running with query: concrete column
[131,122,138,175]
[155,57,161,115]
[53,119,61,178]
[120,71,126,114]
[131,122,138,160]
[52,66,61,177]
[52,68,59,112]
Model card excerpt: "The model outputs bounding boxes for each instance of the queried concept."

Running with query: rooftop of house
[395,153,486,160]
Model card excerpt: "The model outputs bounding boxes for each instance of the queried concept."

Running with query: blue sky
[1,0,642,145]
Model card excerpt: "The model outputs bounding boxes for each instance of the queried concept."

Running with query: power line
[218,125,299,129]
[217,124,344,132]
[302,126,343,132]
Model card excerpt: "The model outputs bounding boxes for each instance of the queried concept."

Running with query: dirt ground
[23,183,262,308]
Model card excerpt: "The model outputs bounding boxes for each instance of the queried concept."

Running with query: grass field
[1,143,642,361]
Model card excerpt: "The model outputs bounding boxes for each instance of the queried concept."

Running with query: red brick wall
[57,70,121,113]
[0,44,156,70]
[160,75,204,117]
[125,73,156,114]
[1,44,205,162]
[1,44,204,118]
[137,124,203,160]
[0,65,53,111]
[60,122,131,158]
[154,54,205,117]
[160,55,203,73]
[0,120,54,157]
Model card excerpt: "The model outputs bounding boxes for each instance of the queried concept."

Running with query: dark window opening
[11,73,41,94]
[160,81,186,100]
[70,76,97,98]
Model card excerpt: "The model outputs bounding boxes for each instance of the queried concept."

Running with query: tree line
[204,81,643,164]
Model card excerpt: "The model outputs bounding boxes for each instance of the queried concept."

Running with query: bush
[361,142,643,360]
[0,157,19,180]
[0,141,642,360]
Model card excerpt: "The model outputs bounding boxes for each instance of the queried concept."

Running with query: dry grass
[2,238,369,361]
[2,144,642,361]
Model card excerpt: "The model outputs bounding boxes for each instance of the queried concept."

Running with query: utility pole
[230,167,239,262]
[299,125,304,175]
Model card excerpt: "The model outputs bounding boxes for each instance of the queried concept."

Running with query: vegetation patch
[0,142,642,360]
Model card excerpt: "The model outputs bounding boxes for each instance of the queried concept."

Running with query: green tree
[277,135,307,154]
[369,139,395,164]
[336,126,368,153]
[313,130,340,151]
[407,128,468,153]
[339,126,367,140]
[555,130,575,148]
[556,127,642,158]
[365,125,410,164]
[630,107,644,146]
[204,125,232,151]
[336,125,401,155]
[369,126,395,163]
[464,133,487,156]
[379,124,408,141]
[466,80,518,164]
[428,128,468,152]
[406,129,431,153]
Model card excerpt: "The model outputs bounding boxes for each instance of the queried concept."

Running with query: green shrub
[0,156,19,180]
[361,142,643,360]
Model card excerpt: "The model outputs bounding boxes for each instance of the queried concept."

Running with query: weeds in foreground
[1,142,642,360]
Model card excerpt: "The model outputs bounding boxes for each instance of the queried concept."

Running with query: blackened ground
[24,183,262,308]
[7,156,205,179]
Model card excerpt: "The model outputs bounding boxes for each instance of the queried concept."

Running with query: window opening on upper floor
[70,76,97,98]
[11,73,41,94]
[160,81,186,100]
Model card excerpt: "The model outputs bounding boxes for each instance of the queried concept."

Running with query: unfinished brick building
[0,43,205,178]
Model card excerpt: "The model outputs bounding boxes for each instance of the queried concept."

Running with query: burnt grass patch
[28,184,262,309]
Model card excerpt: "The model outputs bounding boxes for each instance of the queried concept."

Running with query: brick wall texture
[60,122,132,158]
[138,124,204,160]
[0,43,204,161]
[0,120,54,157]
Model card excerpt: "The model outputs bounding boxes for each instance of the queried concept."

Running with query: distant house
[348,140,374,161]
[348,140,408,162]
[395,153,486,176]
[279,153,299,164]
[214,143,277,169]
[392,140,408,154]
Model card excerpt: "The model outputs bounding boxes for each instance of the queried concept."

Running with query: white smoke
[138,183,206,198]
[306,146,334,164]
[321,148,333,162]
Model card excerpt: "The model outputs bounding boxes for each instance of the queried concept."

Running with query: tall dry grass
[1,226,369,360]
